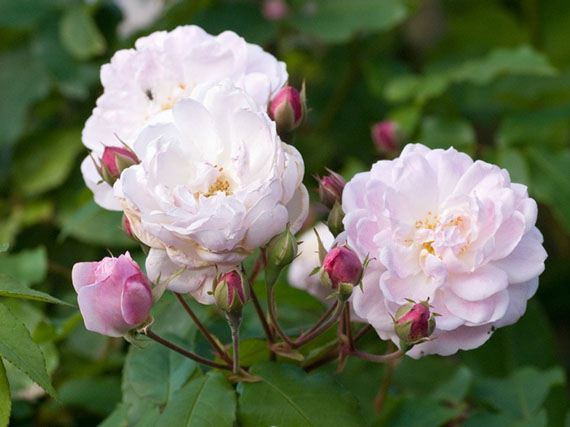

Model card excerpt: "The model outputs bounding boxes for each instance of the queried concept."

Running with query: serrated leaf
[0,302,56,399]
[0,358,11,427]
[238,362,365,427]
[0,274,72,306]
[59,5,106,60]
[156,371,236,427]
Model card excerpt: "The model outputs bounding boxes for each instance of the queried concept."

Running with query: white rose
[81,25,288,210]
[117,81,308,303]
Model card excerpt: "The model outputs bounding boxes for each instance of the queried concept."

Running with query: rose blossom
[117,81,308,304]
[81,25,288,210]
[72,252,152,337]
[343,143,547,357]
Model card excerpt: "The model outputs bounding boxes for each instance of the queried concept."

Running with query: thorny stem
[174,293,232,364]
[145,330,231,370]
[226,312,243,375]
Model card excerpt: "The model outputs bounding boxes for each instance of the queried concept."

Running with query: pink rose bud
[96,146,139,185]
[269,85,305,133]
[317,169,346,209]
[262,0,289,21]
[394,302,436,344]
[72,252,152,337]
[214,271,249,313]
[371,121,401,154]
[320,246,363,290]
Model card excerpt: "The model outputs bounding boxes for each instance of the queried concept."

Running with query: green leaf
[56,197,136,247]
[417,116,476,154]
[97,403,128,427]
[156,371,236,427]
[0,243,7,253]
[0,50,50,148]
[0,247,47,286]
[0,358,11,427]
[223,338,269,367]
[124,337,197,406]
[291,0,408,43]
[0,302,56,399]
[12,128,84,196]
[376,397,462,427]
[0,274,72,306]
[59,376,121,415]
[59,5,106,61]
[431,365,473,403]
[472,367,565,420]
[0,0,58,29]
[238,362,365,427]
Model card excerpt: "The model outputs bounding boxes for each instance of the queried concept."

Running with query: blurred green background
[1,0,570,425]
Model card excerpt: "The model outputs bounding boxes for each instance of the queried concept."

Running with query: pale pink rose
[288,223,335,300]
[344,144,547,357]
[117,81,308,304]
[72,252,152,337]
[81,25,288,210]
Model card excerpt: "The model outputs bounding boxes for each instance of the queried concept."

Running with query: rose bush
[81,25,287,210]
[343,144,547,357]
[117,81,308,302]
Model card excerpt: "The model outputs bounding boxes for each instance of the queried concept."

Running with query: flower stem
[145,330,231,370]
[300,300,339,337]
[266,286,295,346]
[225,311,243,375]
[291,302,344,348]
[351,348,405,363]
[174,293,232,365]
[343,303,355,352]
[374,343,400,414]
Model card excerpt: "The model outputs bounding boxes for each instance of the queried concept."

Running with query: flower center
[413,211,470,257]
[195,166,233,198]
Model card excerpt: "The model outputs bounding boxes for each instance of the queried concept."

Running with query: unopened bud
[265,227,298,288]
[269,85,305,133]
[262,0,289,20]
[327,201,345,237]
[214,271,249,313]
[394,302,435,345]
[371,121,401,155]
[319,247,363,291]
[95,146,139,185]
[317,169,345,209]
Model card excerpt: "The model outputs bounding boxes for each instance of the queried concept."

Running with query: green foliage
[0,303,56,399]
[0,274,72,306]
[237,362,365,427]
[0,0,569,425]
[156,371,236,427]
[0,359,11,427]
